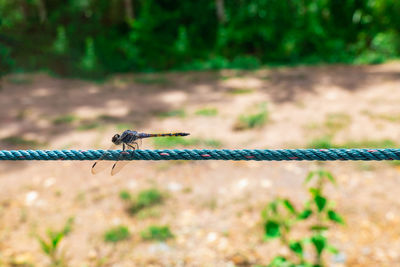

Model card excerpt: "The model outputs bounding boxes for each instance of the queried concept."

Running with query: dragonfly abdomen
[138,132,190,138]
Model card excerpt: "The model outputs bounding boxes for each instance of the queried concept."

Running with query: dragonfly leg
[128,142,139,150]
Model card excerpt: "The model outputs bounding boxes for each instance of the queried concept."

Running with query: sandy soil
[0,62,400,266]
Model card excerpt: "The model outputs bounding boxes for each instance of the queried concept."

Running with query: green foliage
[53,26,68,54]
[2,1,400,77]
[262,169,344,266]
[37,217,74,266]
[141,225,173,241]
[104,225,130,243]
[121,188,164,215]
[234,103,268,130]
[81,37,98,72]
[231,55,261,70]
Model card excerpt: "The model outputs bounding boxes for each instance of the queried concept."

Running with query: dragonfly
[91,130,190,175]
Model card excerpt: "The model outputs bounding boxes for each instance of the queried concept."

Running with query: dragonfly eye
[112,134,120,144]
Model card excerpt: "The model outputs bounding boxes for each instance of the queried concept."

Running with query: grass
[364,111,400,123]
[307,137,334,149]
[52,114,79,125]
[307,137,397,149]
[76,121,101,131]
[120,189,164,215]
[104,225,130,243]
[153,136,222,148]
[1,136,42,147]
[156,109,186,118]
[203,139,222,148]
[141,225,174,241]
[136,207,161,220]
[324,113,351,133]
[153,136,200,148]
[195,107,218,116]
[233,103,269,130]
[228,88,254,95]
[134,76,170,85]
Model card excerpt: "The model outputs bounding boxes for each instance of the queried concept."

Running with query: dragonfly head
[112,134,122,145]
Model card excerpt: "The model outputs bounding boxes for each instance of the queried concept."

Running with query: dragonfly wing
[91,144,118,175]
[111,160,130,176]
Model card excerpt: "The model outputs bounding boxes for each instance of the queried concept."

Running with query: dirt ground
[1,62,400,266]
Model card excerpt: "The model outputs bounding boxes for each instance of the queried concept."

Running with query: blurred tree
[0,0,399,77]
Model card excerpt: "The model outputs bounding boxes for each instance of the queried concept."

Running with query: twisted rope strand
[0,149,399,161]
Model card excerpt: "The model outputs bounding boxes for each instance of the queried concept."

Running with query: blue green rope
[0,149,399,161]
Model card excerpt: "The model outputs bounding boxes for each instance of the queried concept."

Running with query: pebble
[168,182,183,192]
[236,179,249,190]
[25,191,38,206]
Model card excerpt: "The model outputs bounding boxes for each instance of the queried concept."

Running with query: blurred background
[1,1,400,266]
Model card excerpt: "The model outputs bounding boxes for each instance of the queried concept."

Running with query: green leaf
[327,244,339,254]
[289,241,303,256]
[314,195,327,212]
[325,172,336,184]
[310,225,329,231]
[304,171,314,184]
[52,232,64,248]
[283,199,296,214]
[311,235,326,256]
[327,210,345,224]
[297,209,312,220]
[38,238,51,255]
[264,220,281,239]
[309,187,320,196]
[268,256,288,266]
[268,200,279,214]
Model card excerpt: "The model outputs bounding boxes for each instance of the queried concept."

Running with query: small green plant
[141,225,173,241]
[119,190,131,201]
[104,225,130,243]
[195,107,218,116]
[228,88,254,95]
[76,121,101,131]
[262,169,344,267]
[156,109,186,118]
[37,217,74,267]
[53,114,78,125]
[234,103,268,130]
[120,188,164,215]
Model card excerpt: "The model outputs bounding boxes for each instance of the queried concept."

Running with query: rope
[0,149,399,161]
